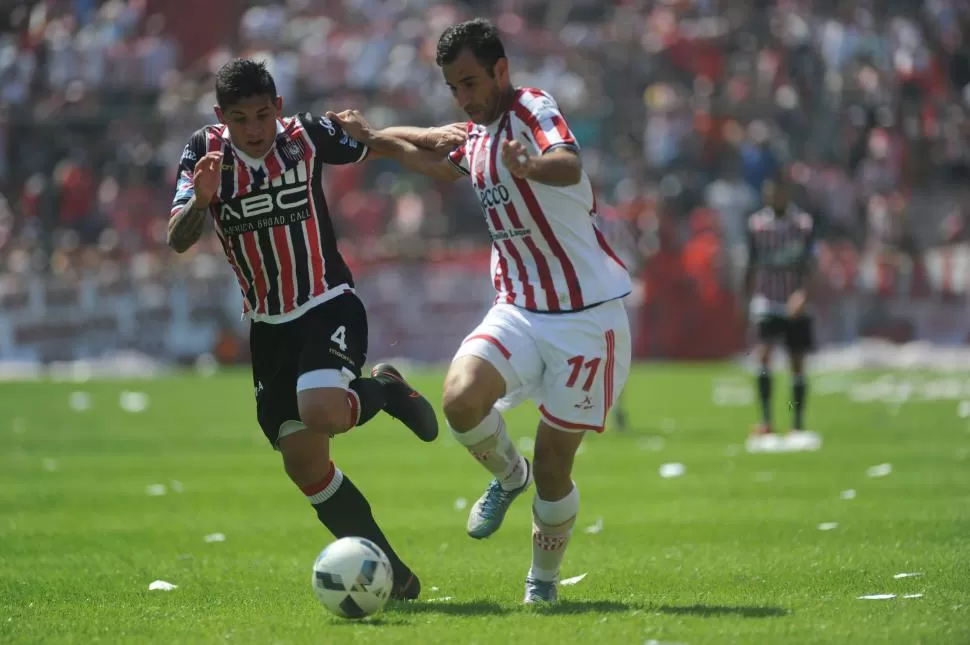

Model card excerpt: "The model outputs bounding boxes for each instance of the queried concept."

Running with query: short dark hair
[215,59,277,108]
[435,18,506,73]
[766,167,791,188]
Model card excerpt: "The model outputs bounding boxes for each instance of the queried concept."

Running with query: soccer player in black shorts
[166,59,463,600]
[742,170,817,441]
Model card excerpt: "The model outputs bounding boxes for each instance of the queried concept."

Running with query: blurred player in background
[330,18,632,604]
[742,170,818,445]
[167,59,461,601]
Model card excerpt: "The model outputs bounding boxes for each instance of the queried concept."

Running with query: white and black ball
[311,537,394,619]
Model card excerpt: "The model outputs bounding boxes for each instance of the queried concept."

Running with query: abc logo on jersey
[220,162,310,222]
[478,185,511,210]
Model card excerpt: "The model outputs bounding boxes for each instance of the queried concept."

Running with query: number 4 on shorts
[330,325,348,351]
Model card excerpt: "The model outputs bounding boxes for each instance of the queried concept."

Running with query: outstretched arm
[378,124,466,157]
[326,110,465,183]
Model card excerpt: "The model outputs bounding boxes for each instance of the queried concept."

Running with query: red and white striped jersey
[171,113,367,323]
[447,88,631,312]
[746,205,816,312]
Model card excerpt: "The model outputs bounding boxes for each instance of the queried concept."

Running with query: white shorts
[453,299,631,433]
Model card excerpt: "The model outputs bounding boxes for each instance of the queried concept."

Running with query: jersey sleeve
[745,216,758,264]
[804,214,817,258]
[799,213,818,274]
[171,130,208,218]
[301,112,369,165]
[512,90,580,155]
[447,142,471,176]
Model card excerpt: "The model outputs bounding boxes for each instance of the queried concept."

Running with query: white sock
[451,408,527,490]
[529,484,579,582]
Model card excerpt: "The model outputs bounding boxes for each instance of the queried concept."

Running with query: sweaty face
[442,49,506,125]
[216,95,283,159]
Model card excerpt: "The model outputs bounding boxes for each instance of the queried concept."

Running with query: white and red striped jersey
[171,113,368,323]
[447,87,631,312]
[746,205,816,312]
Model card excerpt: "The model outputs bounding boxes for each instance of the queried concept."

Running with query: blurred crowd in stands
[0,0,968,301]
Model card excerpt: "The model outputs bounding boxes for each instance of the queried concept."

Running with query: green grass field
[2,365,969,644]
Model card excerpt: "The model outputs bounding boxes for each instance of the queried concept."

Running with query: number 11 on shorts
[565,354,601,392]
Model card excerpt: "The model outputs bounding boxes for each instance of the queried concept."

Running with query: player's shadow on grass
[393,599,637,616]
[389,599,510,616]
[532,600,639,615]
[657,604,789,619]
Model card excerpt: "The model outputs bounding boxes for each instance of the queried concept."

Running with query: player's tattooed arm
[168,151,222,253]
[167,195,210,253]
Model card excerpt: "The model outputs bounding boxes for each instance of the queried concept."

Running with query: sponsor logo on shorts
[574,395,594,410]
[329,348,354,365]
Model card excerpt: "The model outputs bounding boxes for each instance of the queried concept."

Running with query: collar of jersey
[221,119,286,170]
[476,87,524,133]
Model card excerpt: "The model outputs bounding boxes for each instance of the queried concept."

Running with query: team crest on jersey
[282,140,303,164]
[475,151,487,176]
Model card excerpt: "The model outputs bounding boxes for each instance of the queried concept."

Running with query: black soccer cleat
[370,363,439,442]
[390,570,421,601]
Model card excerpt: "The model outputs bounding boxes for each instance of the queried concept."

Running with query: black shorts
[756,315,814,353]
[250,291,368,446]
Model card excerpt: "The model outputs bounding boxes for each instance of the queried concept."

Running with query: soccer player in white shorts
[329,18,633,604]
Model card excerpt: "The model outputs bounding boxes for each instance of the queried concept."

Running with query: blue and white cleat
[523,577,558,604]
[466,458,532,539]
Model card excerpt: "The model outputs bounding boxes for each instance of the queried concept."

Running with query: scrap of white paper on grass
[658,463,685,478]
[560,573,587,586]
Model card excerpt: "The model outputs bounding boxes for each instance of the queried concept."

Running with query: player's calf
[789,350,808,431]
[444,356,530,538]
[524,423,584,602]
[753,341,775,435]
[278,429,420,600]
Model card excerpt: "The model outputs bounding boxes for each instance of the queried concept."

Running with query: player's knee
[442,383,485,431]
[442,357,504,431]
[441,377,486,432]
[298,390,353,437]
[756,344,773,367]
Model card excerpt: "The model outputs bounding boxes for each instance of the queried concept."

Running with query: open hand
[193,152,223,204]
[501,139,534,179]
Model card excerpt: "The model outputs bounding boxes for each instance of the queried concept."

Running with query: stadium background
[0,0,968,368]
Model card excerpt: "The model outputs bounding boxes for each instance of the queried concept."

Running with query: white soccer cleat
[746,432,784,454]
[786,429,822,452]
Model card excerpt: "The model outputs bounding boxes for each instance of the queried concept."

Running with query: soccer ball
[311,537,394,619]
